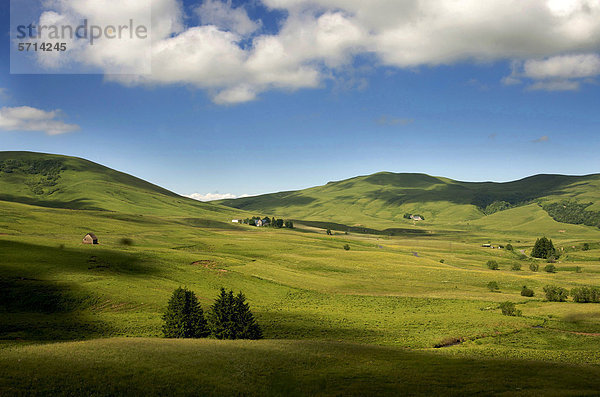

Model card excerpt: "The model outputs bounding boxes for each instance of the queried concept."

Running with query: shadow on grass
[0,239,159,340]
[0,194,105,211]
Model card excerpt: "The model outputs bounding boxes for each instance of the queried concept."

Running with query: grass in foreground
[1,338,600,396]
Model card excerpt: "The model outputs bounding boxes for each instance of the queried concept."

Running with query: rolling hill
[217,172,600,229]
[0,151,238,218]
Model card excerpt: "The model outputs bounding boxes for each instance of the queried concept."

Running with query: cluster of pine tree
[543,201,600,229]
[531,237,557,259]
[162,287,262,340]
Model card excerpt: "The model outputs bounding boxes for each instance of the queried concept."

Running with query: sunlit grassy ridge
[217,171,600,228]
[1,152,600,395]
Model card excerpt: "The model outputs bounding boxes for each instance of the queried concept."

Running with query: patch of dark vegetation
[0,159,66,196]
[499,301,521,316]
[543,201,600,228]
[486,260,499,270]
[571,287,600,303]
[544,285,569,302]
[532,237,557,259]
[487,281,500,292]
[118,237,134,246]
[521,286,534,297]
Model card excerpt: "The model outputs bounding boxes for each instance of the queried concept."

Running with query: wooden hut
[82,233,98,244]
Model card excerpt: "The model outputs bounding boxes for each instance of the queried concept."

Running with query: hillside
[217,172,600,229]
[0,151,238,218]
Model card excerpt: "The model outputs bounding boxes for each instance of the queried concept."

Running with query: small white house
[231,219,240,223]
[256,219,263,227]
[410,215,423,221]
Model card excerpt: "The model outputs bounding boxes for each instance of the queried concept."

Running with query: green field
[1,152,600,395]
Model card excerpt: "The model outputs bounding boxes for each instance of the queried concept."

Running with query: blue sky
[1,0,599,200]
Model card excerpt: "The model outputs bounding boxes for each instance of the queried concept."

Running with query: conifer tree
[162,287,209,338]
[207,288,262,339]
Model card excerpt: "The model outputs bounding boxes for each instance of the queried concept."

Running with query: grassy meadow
[1,152,600,395]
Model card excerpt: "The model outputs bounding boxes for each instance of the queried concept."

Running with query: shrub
[162,287,209,338]
[531,237,557,259]
[511,263,521,271]
[582,243,590,251]
[343,244,350,251]
[529,263,539,272]
[499,301,521,316]
[571,287,600,303]
[439,259,445,264]
[119,237,134,246]
[543,285,568,302]
[544,264,556,273]
[521,286,534,297]
[326,229,333,235]
[576,266,583,273]
[506,243,514,251]
[487,281,500,292]
[486,260,499,270]
[207,288,262,340]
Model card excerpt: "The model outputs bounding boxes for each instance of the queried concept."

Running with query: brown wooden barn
[82,233,98,244]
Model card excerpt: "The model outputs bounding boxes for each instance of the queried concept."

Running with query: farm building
[82,233,98,244]
[231,219,240,223]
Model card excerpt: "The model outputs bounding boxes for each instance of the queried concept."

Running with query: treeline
[543,201,600,228]
[0,159,66,195]
[242,216,294,228]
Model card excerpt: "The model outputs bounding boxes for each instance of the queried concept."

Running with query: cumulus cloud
[505,53,600,91]
[28,0,600,102]
[196,0,261,36]
[185,192,251,201]
[0,106,80,135]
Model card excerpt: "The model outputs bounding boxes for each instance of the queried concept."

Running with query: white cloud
[29,0,600,103]
[504,54,600,91]
[0,106,79,135]
[523,54,600,79]
[196,0,261,36]
[185,192,251,201]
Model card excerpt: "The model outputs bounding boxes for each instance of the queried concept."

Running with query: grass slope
[217,171,600,229]
[2,152,600,395]
[0,151,241,218]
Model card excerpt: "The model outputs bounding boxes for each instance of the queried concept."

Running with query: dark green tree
[207,288,262,340]
[531,237,556,259]
[285,221,294,229]
[233,292,263,339]
[162,287,209,338]
[276,219,284,228]
[521,286,534,297]
[326,229,333,235]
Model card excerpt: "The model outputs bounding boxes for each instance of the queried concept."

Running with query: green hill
[218,172,600,229]
[0,151,238,218]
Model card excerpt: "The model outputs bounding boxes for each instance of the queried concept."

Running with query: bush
[119,237,134,246]
[529,263,539,272]
[343,244,350,251]
[207,288,262,340]
[439,259,445,264]
[543,285,568,302]
[571,287,600,303]
[511,263,521,271]
[162,287,209,338]
[531,237,557,259]
[487,281,500,292]
[499,301,521,316]
[506,243,514,251]
[486,260,499,270]
[582,243,590,251]
[544,264,556,273]
[521,286,534,297]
